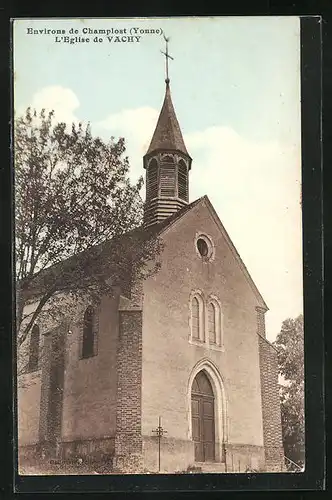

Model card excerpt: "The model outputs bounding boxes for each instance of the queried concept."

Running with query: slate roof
[22,196,268,311]
[148,198,202,235]
[145,82,190,157]
[21,199,201,301]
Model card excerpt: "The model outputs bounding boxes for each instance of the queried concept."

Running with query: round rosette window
[195,234,214,261]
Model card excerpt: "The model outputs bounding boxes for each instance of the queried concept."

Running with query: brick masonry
[256,306,266,338]
[39,325,66,458]
[141,200,266,472]
[113,308,143,473]
[38,331,53,445]
[258,327,285,472]
[18,199,287,474]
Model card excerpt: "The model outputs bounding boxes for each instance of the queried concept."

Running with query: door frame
[191,389,216,462]
[187,359,228,463]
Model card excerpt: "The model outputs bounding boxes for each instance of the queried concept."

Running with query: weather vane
[160,34,174,84]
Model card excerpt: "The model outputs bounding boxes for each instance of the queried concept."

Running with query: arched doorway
[191,370,215,462]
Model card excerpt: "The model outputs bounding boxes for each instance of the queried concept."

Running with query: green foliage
[15,108,161,348]
[273,314,304,470]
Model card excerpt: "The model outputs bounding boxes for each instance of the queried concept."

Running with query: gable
[158,195,268,310]
[22,195,267,311]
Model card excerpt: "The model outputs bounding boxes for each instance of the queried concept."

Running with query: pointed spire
[143,36,192,228]
[145,81,189,156]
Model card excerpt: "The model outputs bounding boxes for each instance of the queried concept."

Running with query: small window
[195,234,214,262]
[208,303,217,344]
[197,238,209,257]
[191,297,200,340]
[28,324,40,372]
[82,306,95,359]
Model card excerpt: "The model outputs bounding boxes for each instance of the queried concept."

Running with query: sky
[13,17,303,341]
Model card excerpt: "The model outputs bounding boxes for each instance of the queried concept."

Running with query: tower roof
[145,82,189,157]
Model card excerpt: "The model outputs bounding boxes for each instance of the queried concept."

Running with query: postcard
[13,16,305,477]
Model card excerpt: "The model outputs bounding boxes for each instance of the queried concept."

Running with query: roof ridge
[149,197,203,235]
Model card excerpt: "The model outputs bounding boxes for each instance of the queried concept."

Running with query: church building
[18,66,285,474]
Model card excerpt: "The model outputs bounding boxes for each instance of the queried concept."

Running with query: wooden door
[191,371,215,462]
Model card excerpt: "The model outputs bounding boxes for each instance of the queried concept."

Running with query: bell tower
[143,37,192,228]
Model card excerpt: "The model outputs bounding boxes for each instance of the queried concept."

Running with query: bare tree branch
[15,108,162,350]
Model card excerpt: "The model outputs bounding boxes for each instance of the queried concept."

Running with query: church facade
[18,78,285,474]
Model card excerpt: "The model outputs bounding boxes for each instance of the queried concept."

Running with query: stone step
[195,462,226,473]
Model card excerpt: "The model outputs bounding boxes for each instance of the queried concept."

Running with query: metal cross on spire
[160,34,174,85]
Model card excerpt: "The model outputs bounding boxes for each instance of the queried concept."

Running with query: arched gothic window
[162,154,174,163]
[28,324,40,372]
[178,160,188,200]
[191,297,200,340]
[189,292,223,347]
[191,293,204,342]
[208,302,217,344]
[82,306,95,359]
[208,298,223,347]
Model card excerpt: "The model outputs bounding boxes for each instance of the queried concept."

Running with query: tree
[15,108,161,352]
[273,314,304,470]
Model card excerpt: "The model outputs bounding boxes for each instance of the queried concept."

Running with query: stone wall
[17,372,42,446]
[61,295,119,442]
[142,435,194,473]
[225,443,265,472]
[141,199,266,472]
[60,436,115,461]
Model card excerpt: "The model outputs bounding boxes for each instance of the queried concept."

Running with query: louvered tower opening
[160,155,176,197]
[147,158,158,200]
[143,79,192,227]
[178,159,188,201]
